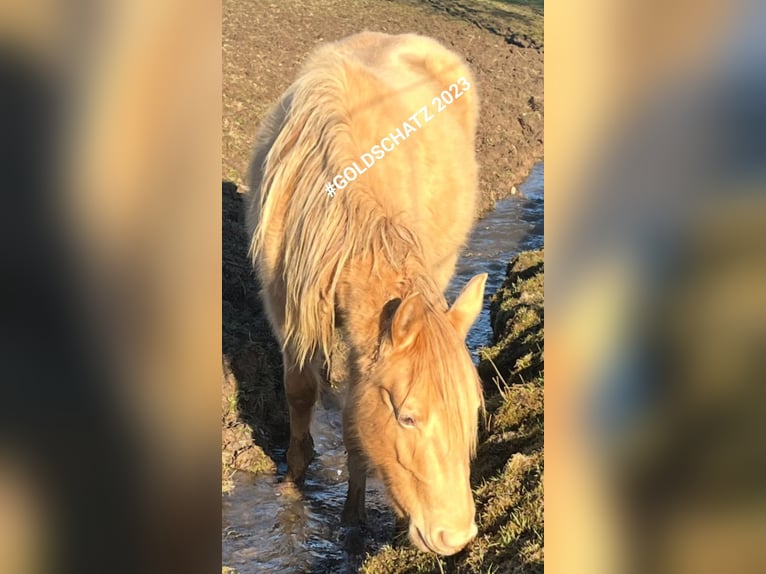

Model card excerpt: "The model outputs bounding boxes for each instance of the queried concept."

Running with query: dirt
[222,0,544,569]
[222,181,286,491]
[223,0,543,216]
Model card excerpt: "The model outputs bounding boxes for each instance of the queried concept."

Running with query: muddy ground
[222,181,285,492]
[222,0,543,570]
[223,0,543,215]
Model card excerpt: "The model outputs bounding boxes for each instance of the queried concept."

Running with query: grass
[419,0,544,46]
[470,0,544,43]
[478,249,544,385]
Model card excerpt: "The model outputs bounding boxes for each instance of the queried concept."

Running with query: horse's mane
[249,48,425,369]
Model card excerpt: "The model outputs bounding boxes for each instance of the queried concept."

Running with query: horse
[246,31,486,556]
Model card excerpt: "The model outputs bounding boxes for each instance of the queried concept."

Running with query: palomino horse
[247,31,486,556]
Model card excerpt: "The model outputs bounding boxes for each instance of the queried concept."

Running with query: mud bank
[222,182,286,493]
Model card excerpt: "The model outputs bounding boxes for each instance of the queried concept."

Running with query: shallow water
[223,391,395,574]
[447,162,544,357]
[222,163,544,573]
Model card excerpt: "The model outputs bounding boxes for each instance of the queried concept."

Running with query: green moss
[492,382,544,433]
[472,452,544,568]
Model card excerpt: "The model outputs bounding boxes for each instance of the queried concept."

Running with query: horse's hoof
[275,480,301,499]
[286,435,315,483]
[284,453,308,483]
[284,468,307,485]
[342,525,365,555]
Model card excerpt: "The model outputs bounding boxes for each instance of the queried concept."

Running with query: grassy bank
[361,249,544,573]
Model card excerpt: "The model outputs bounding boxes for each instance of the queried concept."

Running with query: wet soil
[222,181,286,492]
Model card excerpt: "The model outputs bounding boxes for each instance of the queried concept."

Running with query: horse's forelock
[403,307,482,457]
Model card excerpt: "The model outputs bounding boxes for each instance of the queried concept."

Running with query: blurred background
[1,0,764,572]
[547,0,766,573]
[0,1,220,573]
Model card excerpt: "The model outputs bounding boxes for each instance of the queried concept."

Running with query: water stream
[222,163,544,573]
[447,162,544,357]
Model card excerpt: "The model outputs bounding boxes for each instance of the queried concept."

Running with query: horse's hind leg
[283,357,319,483]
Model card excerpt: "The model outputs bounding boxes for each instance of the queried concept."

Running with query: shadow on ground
[222,181,287,489]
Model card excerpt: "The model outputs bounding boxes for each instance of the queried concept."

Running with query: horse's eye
[397,414,417,428]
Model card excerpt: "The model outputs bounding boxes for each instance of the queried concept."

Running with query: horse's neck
[336,256,443,360]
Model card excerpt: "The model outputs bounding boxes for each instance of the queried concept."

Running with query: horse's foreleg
[284,360,318,483]
[341,440,367,525]
[341,441,368,554]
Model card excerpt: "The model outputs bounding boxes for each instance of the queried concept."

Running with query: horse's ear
[447,273,488,339]
[391,293,425,349]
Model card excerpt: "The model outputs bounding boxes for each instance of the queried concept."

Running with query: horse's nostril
[434,524,477,555]
[436,529,453,551]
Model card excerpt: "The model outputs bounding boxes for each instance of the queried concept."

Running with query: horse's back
[324,31,478,137]
[306,32,479,271]
[248,31,478,234]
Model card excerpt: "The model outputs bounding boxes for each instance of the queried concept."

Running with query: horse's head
[352,273,487,555]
